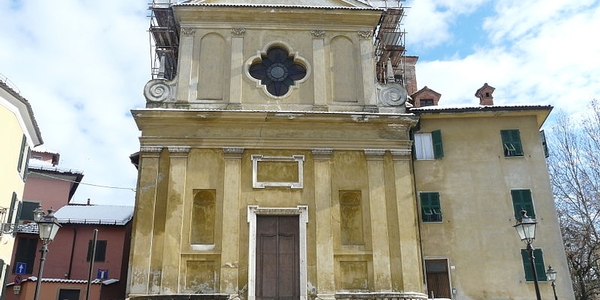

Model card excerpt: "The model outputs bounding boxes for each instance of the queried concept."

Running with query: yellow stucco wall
[415,110,575,300]
[0,97,29,291]
[164,4,382,112]
[128,110,424,298]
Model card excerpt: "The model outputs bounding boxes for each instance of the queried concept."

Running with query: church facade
[128,1,574,299]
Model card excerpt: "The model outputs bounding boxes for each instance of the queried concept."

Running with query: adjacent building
[5,204,134,300]
[5,148,134,300]
[127,0,574,300]
[410,86,574,299]
[0,75,43,299]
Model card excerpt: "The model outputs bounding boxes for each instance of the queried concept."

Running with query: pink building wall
[22,176,73,211]
[7,223,132,300]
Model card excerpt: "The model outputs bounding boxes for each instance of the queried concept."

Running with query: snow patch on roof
[28,158,83,175]
[32,146,59,154]
[55,205,134,225]
[7,277,115,286]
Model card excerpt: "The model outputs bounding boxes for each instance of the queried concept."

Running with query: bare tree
[548,99,600,300]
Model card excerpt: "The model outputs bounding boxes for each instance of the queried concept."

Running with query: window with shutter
[13,237,38,274]
[432,130,444,159]
[420,192,442,222]
[511,189,536,218]
[414,130,443,160]
[20,201,40,222]
[87,240,107,262]
[501,129,524,157]
[521,248,547,281]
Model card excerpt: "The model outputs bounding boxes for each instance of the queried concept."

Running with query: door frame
[248,205,308,300]
[424,257,452,299]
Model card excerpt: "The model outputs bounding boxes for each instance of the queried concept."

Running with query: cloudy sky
[1,0,599,206]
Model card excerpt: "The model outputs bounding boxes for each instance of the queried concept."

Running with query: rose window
[249,46,307,97]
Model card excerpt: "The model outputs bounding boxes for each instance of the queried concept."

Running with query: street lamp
[33,207,61,300]
[546,265,558,300]
[514,210,542,300]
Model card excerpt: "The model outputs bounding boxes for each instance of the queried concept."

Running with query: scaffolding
[373,0,407,84]
[148,0,180,80]
[147,0,407,85]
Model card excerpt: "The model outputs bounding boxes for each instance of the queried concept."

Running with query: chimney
[475,83,495,105]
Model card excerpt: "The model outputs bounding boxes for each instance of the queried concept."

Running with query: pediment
[185,0,373,8]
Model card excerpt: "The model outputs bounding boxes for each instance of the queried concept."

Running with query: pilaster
[391,149,424,292]
[177,27,196,102]
[128,147,162,295]
[220,147,244,294]
[161,146,190,293]
[358,30,377,107]
[229,28,245,109]
[364,149,392,291]
[312,149,335,297]
[312,29,327,109]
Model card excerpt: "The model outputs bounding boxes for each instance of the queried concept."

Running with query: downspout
[409,122,428,292]
[67,226,77,279]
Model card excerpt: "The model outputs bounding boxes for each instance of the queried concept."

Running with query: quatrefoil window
[249,46,307,97]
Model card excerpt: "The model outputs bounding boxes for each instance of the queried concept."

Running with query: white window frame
[414,133,434,160]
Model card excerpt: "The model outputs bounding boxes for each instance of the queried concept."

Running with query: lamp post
[33,206,61,300]
[514,210,542,300]
[546,265,558,300]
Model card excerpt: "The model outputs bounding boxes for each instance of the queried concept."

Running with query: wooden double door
[256,216,300,300]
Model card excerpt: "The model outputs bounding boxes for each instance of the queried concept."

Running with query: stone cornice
[311,148,333,160]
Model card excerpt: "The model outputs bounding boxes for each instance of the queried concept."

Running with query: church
[128,1,574,299]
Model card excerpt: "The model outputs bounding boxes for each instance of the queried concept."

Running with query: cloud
[0,0,149,205]
[2,0,599,206]
[404,0,489,50]
[406,0,600,118]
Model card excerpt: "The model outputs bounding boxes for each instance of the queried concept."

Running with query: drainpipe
[67,226,77,279]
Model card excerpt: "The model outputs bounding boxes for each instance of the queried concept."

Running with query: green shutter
[12,201,22,237]
[16,134,27,172]
[20,201,40,222]
[521,249,547,281]
[1,258,8,299]
[432,130,444,159]
[421,192,442,222]
[540,130,549,158]
[501,130,523,157]
[7,193,17,224]
[23,148,31,181]
[13,237,38,274]
[511,189,535,218]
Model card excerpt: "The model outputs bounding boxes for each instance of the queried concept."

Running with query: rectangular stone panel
[186,260,217,293]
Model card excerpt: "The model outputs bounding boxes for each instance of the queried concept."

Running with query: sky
[1,0,599,206]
